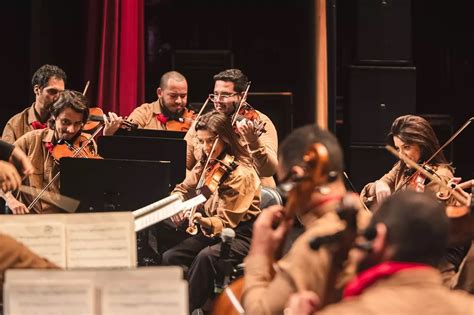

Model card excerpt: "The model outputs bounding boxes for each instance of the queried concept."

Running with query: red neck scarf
[31,121,47,130]
[343,261,430,298]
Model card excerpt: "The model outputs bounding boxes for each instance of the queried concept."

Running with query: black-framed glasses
[208,93,238,102]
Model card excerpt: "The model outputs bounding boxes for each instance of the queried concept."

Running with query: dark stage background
[0,0,472,190]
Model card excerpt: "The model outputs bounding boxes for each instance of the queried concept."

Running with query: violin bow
[386,145,469,206]
[397,117,474,191]
[194,96,210,123]
[27,126,103,212]
[82,80,90,96]
[231,82,252,126]
[186,136,220,234]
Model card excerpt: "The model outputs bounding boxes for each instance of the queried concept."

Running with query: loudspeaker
[172,50,234,103]
[247,92,294,142]
[349,65,416,144]
[347,145,397,193]
[356,0,412,64]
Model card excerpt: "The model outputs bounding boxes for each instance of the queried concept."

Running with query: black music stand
[115,128,185,139]
[60,157,170,212]
[97,135,186,188]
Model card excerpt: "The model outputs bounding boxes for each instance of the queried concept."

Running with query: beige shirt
[2,104,39,144]
[128,101,167,130]
[184,110,278,187]
[13,128,98,214]
[316,268,474,315]
[172,158,261,236]
[360,162,455,208]
[242,201,372,315]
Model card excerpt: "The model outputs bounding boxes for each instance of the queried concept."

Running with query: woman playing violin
[102,71,195,135]
[360,115,472,290]
[3,90,99,215]
[361,115,455,208]
[161,110,261,313]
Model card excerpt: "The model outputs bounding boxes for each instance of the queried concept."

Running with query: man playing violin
[286,191,474,315]
[185,68,279,187]
[242,125,371,315]
[161,110,261,313]
[2,64,67,144]
[3,90,98,215]
[103,71,192,135]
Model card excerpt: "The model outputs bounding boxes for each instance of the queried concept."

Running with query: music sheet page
[101,280,188,315]
[0,222,66,268]
[4,279,95,315]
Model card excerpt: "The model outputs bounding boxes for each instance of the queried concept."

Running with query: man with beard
[242,124,371,315]
[103,71,192,134]
[285,191,474,315]
[184,68,278,187]
[2,64,67,143]
[3,90,98,214]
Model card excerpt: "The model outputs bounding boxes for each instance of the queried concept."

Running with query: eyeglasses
[208,93,238,102]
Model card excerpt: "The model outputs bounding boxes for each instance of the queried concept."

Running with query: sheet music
[0,223,66,268]
[101,281,188,315]
[4,280,95,315]
[135,194,206,232]
[67,222,134,268]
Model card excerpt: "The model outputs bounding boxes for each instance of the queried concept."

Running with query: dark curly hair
[213,69,249,93]
[31,64,67,88]
[48,90,89,129]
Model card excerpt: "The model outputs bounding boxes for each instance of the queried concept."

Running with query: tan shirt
[184,110,278,187]
[13,128,98,214]
[316,268,474,315]
[127,100,168,130]
[0,233,58,298]
[172,158,261,236]
[242,202,372,315]
[360,162,455,208]
[2,104,39,144]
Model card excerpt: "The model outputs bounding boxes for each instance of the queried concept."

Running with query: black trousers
[161,221,253,312]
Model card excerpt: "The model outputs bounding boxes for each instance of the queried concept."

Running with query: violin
[230,82,267,137]
[51,133,102,162]
[186,153,237,235]
[406,164,435,192]
[212,143,331,315]
[165,107,197,132]
[234,102,267,137]
[84,107,138,133]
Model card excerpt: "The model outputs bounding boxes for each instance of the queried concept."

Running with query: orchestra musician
[360,115,455,207]
[185,69,279,187]
[3,90,99,215]
[161,110,261,313]
[242,125,371,315]
[286,191,474,315]
[2,64,67,144]
[103,71,194,135]
[359,114,470,290]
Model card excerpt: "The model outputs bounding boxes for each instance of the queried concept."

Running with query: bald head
[159,71,187,89]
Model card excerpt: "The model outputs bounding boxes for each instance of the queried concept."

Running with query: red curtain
[84,0,144,115]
